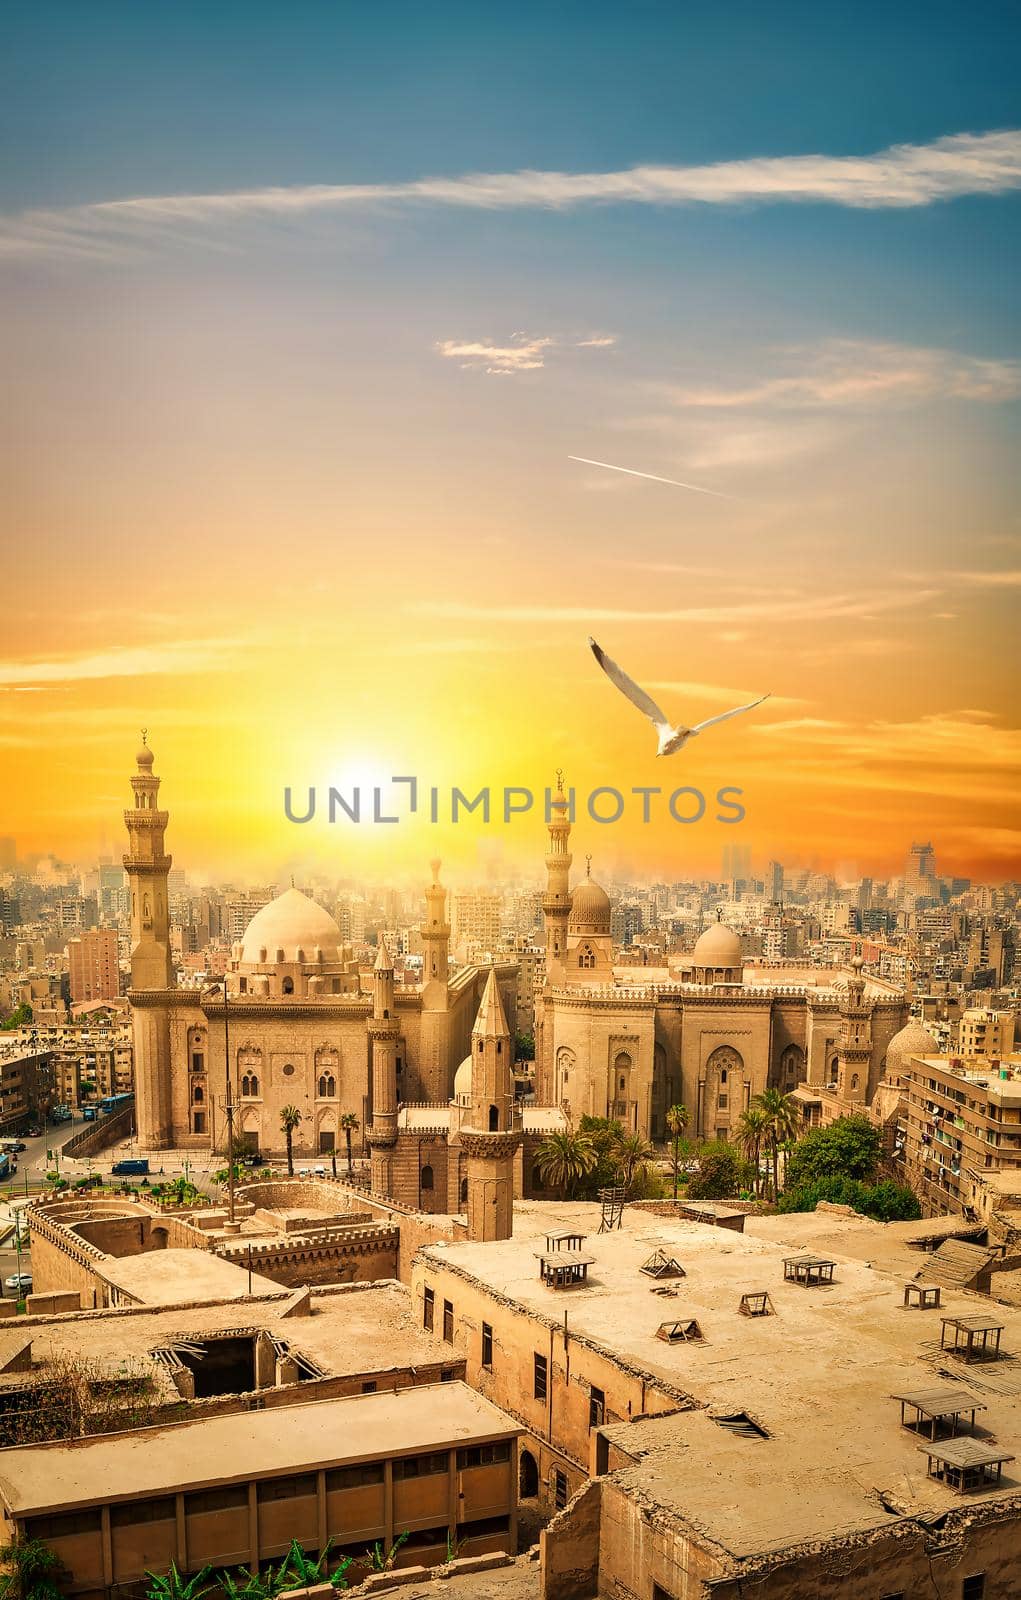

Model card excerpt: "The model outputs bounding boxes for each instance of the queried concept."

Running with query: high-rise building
[906,841,935,882]
[768,860,784,903]
[67,928,121,1004]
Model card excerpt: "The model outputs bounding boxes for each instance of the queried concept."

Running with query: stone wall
[540,1479,601,1600]
[214,1224,399,1287]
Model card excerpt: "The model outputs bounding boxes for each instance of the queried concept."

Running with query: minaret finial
[141,727,148,747]
[586,853,592,878]
[556,767,564,794]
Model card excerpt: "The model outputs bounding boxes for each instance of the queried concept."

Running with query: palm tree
[279,1105,303,1176]
[535,1129,597,1199]
[665,1103,690,1199]
[733,1106,771,1199]
[0,1536,65,1600]
[753,1087,799,1201]
[340,1111,359,1178]
[144,1564,213,1600]
[612,1129,654,1195]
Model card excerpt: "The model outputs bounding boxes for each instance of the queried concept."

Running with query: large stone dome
[692,920,742,968]
[569,876,611,936]
[885,1018,938,1078]
[239,887,341,966]
[453,1055,473,1103]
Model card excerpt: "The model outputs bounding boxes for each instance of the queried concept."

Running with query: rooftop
[0,1381,520,1516]
[94,1250,280,1305]
[4,1280,459,1404]
[423,1201,1021,1559]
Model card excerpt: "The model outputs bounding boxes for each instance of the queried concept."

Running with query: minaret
[836,955,873,1108]
[367,937,400,1198]
[461,968,520,1241]
[123,736,175,1148]
[417,859,451,1102]
[542,770,572,983]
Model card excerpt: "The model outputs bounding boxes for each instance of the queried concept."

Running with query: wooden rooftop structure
[922,1436,1015,1493]
[891,1386,986,1440]
[537,1251,594,1289]
[940,1314,1006,1363]
[783,1255,836,1287]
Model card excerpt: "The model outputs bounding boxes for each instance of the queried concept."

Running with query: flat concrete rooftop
[5,1281,460,1404]
[0,1381,520,1516]
[424,1202,1021,1557]
[95,1249,280,1304]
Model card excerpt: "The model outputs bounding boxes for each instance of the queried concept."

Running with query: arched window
[241,1073,259,1098]
[459,1176,468,1204]
[578,946,596,969]
[828,1055,839,1085]
[318,1073,336,1098]
[489,1105,499,1131]
[192,1083,204,1104]
[421,1164,434,1191]
[282,976,294,995]
[850,1073,860,1093]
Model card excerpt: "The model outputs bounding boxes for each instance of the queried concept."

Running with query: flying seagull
[589,637,770,756]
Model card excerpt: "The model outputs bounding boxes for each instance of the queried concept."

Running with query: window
[440,1367,454,1382]
[192,1083,204,1103]
[423,1286,434,1331]
[27,1511,101,1540]
[110,1498,175,1527]
[191,1051,204,1072]
[187,1486,248,1515]
[443,1300,454,1341]
[589,1386,605,1429]
[192,1111,206,1134]
[361,1380,377,1394]
[241,1073,259,1098]
[421,1163,434,1191]
[326,1463,384,1491]
[481,1322,493,1369]
[282,977,294,995]
[317,1073,336,1098]
[553,1469,568,1509]
[457,1441,511,1469]
[393,1452,448,1480]
[962,1579,985,1600]
[720,1067,728,1084]
[578,948,595,968]
[534,1352,548,1401]
[457,1514,510,1539]
[257,1475,316,1502]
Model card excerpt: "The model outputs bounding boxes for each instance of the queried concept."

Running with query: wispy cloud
[409,588,939,627]
[663,339,1021,409]
[435,334,554,375]
[0,638,239,687]
[3,130,1020,260]
[916,569,1021,588]
[435,332,617,375]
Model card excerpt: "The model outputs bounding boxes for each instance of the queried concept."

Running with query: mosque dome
[569,868,611,935]
[453,1055,473,1103]
[136,744,154,769]
[885,1019,938,1078]
[691,920,743,969]
[239,887,341,967]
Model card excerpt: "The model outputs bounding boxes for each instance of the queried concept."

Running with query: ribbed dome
[569,877,611,935]
[692,921,742,968]
[239,887,341,966]
[885,1019,938,1077]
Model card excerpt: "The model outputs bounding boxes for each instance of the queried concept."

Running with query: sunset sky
[2,2,1019,887]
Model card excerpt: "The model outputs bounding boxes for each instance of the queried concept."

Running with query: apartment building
[901,1052,1021,1217]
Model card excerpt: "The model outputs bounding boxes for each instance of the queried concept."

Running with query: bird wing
[589,638,672,730]
[691,692,771,733]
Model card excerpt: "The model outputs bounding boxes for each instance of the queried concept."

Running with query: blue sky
[1,2,1019,879]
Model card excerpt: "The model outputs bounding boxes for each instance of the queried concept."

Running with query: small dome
[136,744,154,769]
[692,920,743,968]
[569,874,611,935]
[239,887,341,967]
[885,1019,938,1077]
[453,1055,472,1101]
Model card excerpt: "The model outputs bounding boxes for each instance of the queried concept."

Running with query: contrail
[567,455,737,500]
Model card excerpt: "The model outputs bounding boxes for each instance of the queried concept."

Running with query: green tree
[612,1129,654,1195]
[339,1111,359,1179]
[279,1105,303,1176]
[753,1088,800,1201]
[664,1104,690,1199]
[784,1115,883,1191]
[514,1031,535,1062]
[0,1537,64,1600]
[535,1129,597,1198]
[777,1173,920,1222]
[733,1106,771,1200]
[687,1142,745,1200]
[144,1562,213,1600]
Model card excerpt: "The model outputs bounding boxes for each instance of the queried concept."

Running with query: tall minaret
[837,955,873,1108]
[417,859,452,1102]
[461,968,520,1242]
[367,937,400,1198]
[123,736,175,1147]
[542,770,572,983]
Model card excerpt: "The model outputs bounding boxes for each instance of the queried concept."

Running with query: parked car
[4,1273,32,1293]
[0,1141,27,1154]
[111,1159,149,1176]
[26,1126,41,1137]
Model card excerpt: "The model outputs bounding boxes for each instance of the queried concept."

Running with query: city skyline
[1,4,1019,881]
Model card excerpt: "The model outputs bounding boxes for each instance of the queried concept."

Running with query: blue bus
[99,1093,134,1115]
[0,1153,10,1181]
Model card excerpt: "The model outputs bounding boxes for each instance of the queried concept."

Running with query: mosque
[125,745,913,1237]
